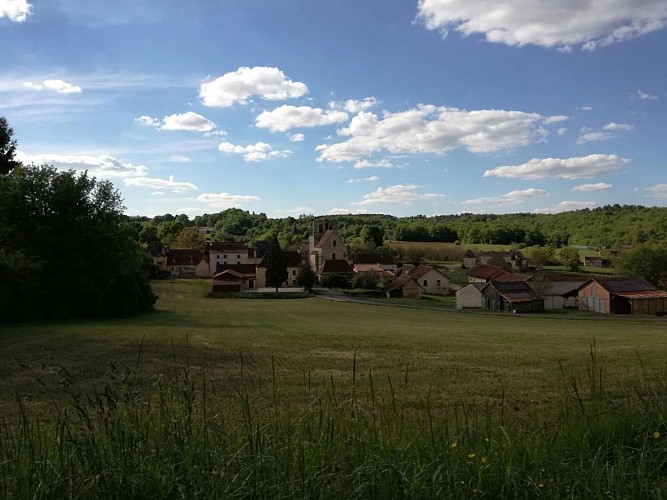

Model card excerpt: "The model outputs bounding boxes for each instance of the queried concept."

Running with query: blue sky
[2,0,666,218]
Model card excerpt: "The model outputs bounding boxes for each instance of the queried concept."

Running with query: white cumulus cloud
[576,122,634,143]
[255,105,348,132]
[353,159,393,169]
[352,184,444,206]
[23,79,82,94]
[136,112,217,132]
[572,183,613,192]
[316,105,549,163]
[16,152,148,178]
[289,133,305,142]
[417,0,667,50]
[329,97,379,113]
[461,188,549,207]
[0,0,31,22]
[196,192,260,208]
[124,175,198,192]
[534,201,599,214]
[199,66,308,107]
[643,184,667,198]
[484,154,628,180]
[329,208,372,215]
[218,140,291,162]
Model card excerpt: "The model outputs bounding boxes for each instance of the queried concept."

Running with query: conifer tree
[265,235,287,292]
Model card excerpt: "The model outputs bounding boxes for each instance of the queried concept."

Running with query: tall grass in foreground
[2,344,667,499]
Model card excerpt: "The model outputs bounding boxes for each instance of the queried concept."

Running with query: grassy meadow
[2,280,667,498]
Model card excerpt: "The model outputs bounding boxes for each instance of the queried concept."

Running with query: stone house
[206,242,262,275]
[398,264,450,294]
[166,249,210,277]
[462,249,477,269]
[256,250,304,288]
[147,241,168,271]
[309,218,354,284]
[477,250,527,271]
[467,265,531,284]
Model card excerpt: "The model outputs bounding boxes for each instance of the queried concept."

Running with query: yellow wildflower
[450,441,458,448]
[654,431,661,439]
[481,456,488,463]
[468,453,476,458]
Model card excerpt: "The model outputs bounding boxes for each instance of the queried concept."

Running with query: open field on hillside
[3,280,667,497]
[2,280,665,419]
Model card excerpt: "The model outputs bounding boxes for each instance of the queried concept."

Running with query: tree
[265,235,287,292]
[0,164,155,321]
[172,227,205,250]
[296,263,316,291]
[618,244,667,288]
[360,224,384,248]
[559,247,580,271]
[0,116,19,175]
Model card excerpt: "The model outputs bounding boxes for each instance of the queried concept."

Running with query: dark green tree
[360,224,384,248]
[265,235,287,292]
[0,164,155,321]
[0,116,19,175]
[559,247,581,271]
[618,244,667,288]
[296,263,316,291]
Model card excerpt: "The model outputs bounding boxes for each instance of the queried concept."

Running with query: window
[249,280,254,289]
[237,254,240,258]
[292,280,296,285]
[292,269,296,276]
[332,253,336,260]
[216,255,220,260]
[333,240,337,247]
[237,261,241,265]
[423,280,428,286]
[437,280,441,286]
[223,254,227,259]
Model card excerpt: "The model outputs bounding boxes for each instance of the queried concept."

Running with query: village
[148,217,667,316]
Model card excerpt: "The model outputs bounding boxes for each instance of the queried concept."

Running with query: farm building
[256,250,304,288]
[398,264,450,294]
[167,249,210,277]
[480,281,545,313]
[468,264,532,284]
[584,256,603,268]
[456,283,485,309]
[578,277,667,315]
[462,249,476,269]
[528,276,588,309]
[383,274,422,299]
[211,264,258,291]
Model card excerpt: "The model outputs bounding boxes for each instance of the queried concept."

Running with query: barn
[480,281,544,313]
[578,277,667,315]
[383,274,422,299]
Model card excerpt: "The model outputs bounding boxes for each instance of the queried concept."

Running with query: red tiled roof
[383,274,419,293]
[214,264,256,277]
[614,290,667,299]
[167,249,206,266]
[468,264,506,279]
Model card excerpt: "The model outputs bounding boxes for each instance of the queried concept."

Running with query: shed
[383,274,422,299]
[456,283,485,309]
[528,276,588,309]
[578,276,667,314]
[480,281,544,313]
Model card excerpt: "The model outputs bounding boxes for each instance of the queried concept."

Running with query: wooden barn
[578,277,667,315]
[480,281,544,313]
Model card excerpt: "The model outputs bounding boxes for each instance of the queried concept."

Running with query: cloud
[136,112,217,132]
[161,112,216,132]
[643,184,667,198]
[534,201,599,214]
[416,0,667,50]
[289,133,305,142]
[353,159,393,169]
[0,0,31,22]
[543,115,569,124]
[484,154,628,180]
[461,188,549,207]
[199,66,308,107]
[580,106,593,111]
[329,97,379,113]
[347,176,380,184]
[196,192,260,208]
[124,175,198,192]
[255,105,348,132]
[23,79,82,94]
[576,122,634,143]
[352,184,444,206]
[572,182,613,192]
[316,105,549,162]
[329,208,372,215]
[557,127,568,136]
[636,90,659,100]
[16,152,149,178]
[218,140,291,162]
[169,155,191,163]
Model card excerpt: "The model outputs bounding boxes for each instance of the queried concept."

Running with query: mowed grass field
[2,279,666,420]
